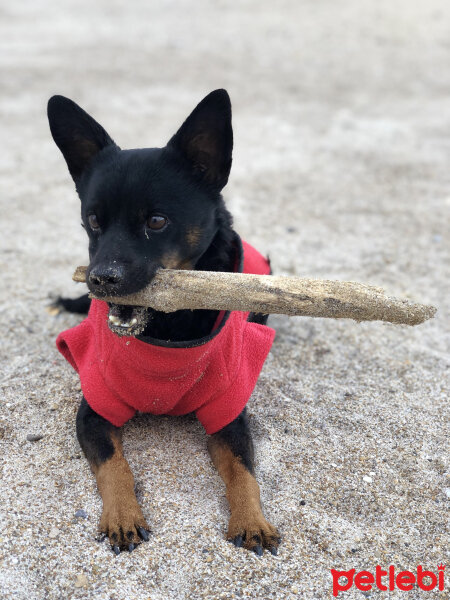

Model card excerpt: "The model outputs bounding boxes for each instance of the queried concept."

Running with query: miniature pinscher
[48,90,280,556]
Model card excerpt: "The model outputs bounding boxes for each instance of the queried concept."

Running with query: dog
[48,90,280,556]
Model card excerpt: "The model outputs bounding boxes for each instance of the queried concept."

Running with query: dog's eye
[146,215,168,231]
[88,214,100,231]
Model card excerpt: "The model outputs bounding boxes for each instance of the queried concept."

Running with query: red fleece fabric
[56,240,275,434]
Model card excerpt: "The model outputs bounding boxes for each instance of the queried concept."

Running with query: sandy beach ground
[0,1,448,598]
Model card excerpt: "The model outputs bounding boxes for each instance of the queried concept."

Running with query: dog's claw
[113,545,120,556]
[232,535,244,547]
[253,545,263,557]
[137,526,150,541]
[128,543,135,552]
[270,546,278,556]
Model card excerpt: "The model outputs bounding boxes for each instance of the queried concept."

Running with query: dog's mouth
[107,303,150,337]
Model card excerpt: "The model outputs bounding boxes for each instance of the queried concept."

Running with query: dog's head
[48,90,233,335]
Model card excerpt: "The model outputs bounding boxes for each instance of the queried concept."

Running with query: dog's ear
[167,89,233,190]
[47,96,117,182]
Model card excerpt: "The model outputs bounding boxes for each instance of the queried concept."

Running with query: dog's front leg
[76,397,150,554]
[207,408,280,556]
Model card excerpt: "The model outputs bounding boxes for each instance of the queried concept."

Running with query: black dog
[48,90,280,556]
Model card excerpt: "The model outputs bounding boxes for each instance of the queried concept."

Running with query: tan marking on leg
[93,433,149,548]
[208,440,280,552]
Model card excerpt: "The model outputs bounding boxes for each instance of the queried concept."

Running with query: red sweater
[56,238,275,434]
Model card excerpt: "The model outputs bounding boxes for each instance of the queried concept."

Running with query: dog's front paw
[227,511,281,556]
[99,501,151,555]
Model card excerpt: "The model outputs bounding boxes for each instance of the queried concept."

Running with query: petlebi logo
[330,564,445,596]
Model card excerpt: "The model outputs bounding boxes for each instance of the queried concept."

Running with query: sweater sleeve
[195,321,275,434]
[56,319,136,427]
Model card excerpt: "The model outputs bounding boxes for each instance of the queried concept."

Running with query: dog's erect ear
[47,96,116,182]
[167,89,233,190]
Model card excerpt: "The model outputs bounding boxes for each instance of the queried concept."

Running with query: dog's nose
[88,264,126,290]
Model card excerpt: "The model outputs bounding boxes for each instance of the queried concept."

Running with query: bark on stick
[72,266,436,326]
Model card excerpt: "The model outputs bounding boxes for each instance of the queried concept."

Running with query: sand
[0,1,448,598]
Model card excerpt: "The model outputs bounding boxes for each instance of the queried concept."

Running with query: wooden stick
[72,266,436,326]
